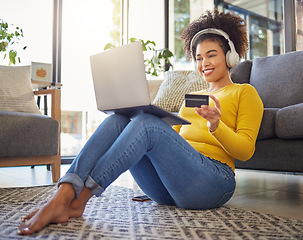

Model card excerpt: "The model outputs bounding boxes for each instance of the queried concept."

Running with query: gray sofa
[149,50,303,173]
[230,50,303,173]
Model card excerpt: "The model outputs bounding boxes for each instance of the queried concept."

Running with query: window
[127,0,165,79]
[168,0,190,70]
[60,0,120,156]
[169,0,284,70]
[128,0,164,46]
[220,0,284,60]
[0,0,53,65]
[171,0,190,62]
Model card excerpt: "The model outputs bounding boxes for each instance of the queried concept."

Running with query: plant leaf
[9,50,16,65]
[104,43,115,50]
[129,37,138,42]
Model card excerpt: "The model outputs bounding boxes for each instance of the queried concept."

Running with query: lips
[202,68,214,76]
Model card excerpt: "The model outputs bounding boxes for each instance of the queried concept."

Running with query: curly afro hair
[181,9,248,61]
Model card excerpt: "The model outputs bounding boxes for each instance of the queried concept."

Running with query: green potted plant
[0,18,27,65]
[104,38,174,77]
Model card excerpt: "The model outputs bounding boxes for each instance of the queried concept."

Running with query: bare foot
[68,187,93,218]
[21,209,39,222]
[17,184,75,235]
[20,199,88,227]
[18,200,69,235]
[18,185,94,235]
[19,202,86,226]
[20,201,86,224]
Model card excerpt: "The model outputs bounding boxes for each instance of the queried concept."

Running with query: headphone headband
[189,28,239,67]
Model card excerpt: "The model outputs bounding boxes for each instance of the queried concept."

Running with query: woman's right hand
[194,94,221,132]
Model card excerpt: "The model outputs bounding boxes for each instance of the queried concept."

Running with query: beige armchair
[0,65,61,182]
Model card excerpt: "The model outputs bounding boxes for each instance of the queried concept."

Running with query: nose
[197,58,209,71]
[202,58,210,68]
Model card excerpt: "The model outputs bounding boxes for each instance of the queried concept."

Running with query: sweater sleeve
[210,85,263,161]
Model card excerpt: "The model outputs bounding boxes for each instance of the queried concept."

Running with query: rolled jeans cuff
[85,176,104,197]
[57,173,84,198]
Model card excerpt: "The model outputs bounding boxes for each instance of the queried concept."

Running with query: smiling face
[195,39,231,86]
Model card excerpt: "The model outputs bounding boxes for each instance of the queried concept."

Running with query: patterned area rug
[0,185,302,240]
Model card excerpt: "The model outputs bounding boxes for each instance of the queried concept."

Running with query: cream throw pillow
[0,65,41,114]
[153,70,209,112]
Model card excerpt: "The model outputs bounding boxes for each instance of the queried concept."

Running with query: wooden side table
[31,80,62,90]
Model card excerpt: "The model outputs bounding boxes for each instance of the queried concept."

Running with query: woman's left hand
[194,94,221,132]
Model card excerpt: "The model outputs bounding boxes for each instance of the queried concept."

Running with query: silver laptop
[90,41,190,125]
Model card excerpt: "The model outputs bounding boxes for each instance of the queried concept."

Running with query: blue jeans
[58,113,235,210]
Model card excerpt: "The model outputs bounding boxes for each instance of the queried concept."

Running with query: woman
[18,9,263,235]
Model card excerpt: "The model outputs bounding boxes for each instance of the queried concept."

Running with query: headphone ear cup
[226,50,240,68]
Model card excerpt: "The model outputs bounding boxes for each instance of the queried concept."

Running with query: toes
[18,220,45,235]
[17,225,32,235]
[21,209,39,222]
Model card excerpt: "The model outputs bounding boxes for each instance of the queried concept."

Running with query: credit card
[185,94,209,107]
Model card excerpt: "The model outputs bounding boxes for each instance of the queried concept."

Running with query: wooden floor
[0,165,302,220]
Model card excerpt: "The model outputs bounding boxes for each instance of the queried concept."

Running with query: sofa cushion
[153,70,209,112]
[0,111,59,157]
[257,108,279,140]
[276,103,303,139]
[230,60,252,84]
[148,80,163,103]
[0,65,41,114]
[250,51,303,108]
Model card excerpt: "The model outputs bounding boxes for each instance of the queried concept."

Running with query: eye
[196,56,202,61]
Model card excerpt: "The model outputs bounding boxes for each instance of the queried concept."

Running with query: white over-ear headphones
[190,28,240,68]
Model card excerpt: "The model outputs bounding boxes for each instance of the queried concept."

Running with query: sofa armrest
[257,108,279,140]
[276,103,303,139]
[34,89,61,157]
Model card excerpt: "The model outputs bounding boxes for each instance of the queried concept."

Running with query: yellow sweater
[173,83,264,172]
